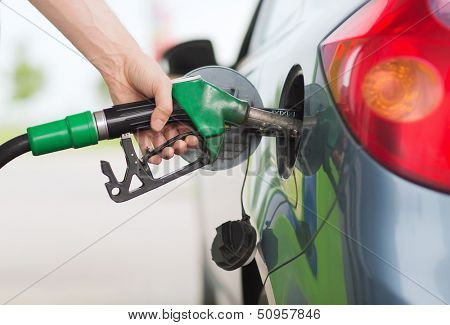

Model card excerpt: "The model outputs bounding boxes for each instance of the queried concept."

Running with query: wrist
[94,48,142,94]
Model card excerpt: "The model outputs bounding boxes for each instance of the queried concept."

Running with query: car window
[249,0,303,52]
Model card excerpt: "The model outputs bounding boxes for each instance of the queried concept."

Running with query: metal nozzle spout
[245,107,316,138]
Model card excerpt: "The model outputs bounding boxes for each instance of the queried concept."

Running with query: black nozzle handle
[99,99,190,140]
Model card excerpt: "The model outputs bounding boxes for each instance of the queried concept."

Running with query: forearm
[30,0,174,138]
[29,0,141,81]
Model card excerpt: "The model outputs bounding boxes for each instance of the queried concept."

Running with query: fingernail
[149,156,161,165]
[162,147,174,159]
[153,119,164,132]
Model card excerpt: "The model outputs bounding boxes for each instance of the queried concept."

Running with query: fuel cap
[211,220,257,271]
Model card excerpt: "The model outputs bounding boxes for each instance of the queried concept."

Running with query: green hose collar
[27,111,98,156]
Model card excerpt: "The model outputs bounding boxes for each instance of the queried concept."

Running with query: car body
[164,0,450,304]
[237,0,450,304]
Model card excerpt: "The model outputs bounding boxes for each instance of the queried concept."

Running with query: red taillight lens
[321,0,450,192]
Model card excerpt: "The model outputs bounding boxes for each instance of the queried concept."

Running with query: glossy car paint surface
[238,0,450,304]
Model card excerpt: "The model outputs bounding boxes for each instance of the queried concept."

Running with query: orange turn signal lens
[361,57,444,122]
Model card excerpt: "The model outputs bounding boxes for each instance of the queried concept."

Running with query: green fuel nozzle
[1,69,307,203]
[26,76,250,161]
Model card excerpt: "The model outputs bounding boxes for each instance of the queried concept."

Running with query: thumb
[127,55,173,132]
[151,75,173,132]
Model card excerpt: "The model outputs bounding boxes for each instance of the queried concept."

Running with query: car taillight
[320,0,450,192]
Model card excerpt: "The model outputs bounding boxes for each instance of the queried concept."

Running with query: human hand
[100,51,198,164]
[30,0,197,164]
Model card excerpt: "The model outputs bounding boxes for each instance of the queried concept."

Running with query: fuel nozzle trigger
[99,67,308,202]
[101,132,210,203]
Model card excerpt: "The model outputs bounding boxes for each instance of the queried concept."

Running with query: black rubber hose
[0,134,31,170]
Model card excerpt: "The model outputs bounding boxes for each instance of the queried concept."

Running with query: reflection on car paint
[302,175,318,275]
[245,75,351,303]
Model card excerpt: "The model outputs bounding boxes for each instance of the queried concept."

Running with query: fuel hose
[0,99,191,171]
[0,134,31,169]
